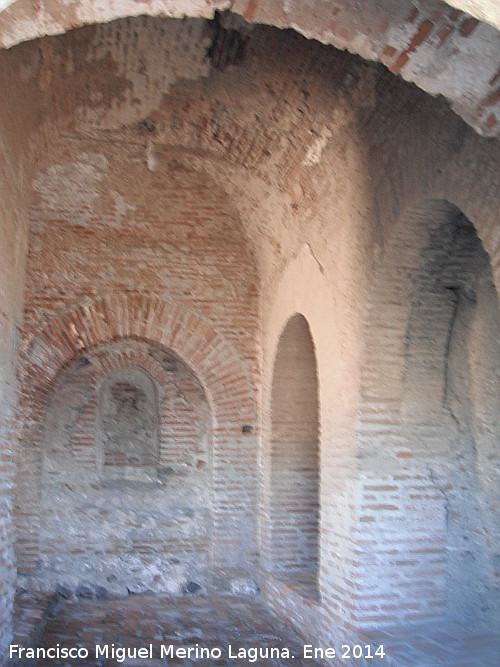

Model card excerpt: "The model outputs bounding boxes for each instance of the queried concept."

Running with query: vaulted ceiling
[0,0,499,137]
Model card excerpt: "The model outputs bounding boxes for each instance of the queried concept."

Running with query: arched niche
[97,367,159,480]
[269,313,320,597]
[15,293,257,577]
[35,339,213,597]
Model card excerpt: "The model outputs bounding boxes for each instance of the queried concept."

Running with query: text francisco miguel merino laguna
[10,642,386,662]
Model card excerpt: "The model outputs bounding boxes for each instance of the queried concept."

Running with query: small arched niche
[97,367,159,480]
[270,313,320,597]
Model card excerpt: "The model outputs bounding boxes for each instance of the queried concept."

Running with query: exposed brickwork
[101,377,158,468]
[0,41,39,660]
[32,593,324,667]
[259,245,364,653]
[24,138,258,363]
[0,10,498,666]
[65,345,208,472]
[257,64,500,646]
[23,339,214,596]
[355,202,500,629]
[16,295,257,582]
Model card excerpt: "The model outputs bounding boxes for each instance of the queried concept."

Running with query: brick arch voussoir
[21,293,256,429]
[91,348,174,395]
[16,293,256,571]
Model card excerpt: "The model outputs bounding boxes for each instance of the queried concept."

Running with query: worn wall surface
[0,42,42,655]
[0,6,498,665]
[16,32,261,580]
[0,1,499,137]
[28,340,213,598]
[269,314,319,585]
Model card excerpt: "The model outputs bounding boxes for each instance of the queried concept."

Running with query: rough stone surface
[228,577,259,596]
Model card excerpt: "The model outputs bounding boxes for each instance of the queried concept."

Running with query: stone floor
[11,590,500,666]
[15,593,323,666]
[12,591,58,652]
[362,623,500,667]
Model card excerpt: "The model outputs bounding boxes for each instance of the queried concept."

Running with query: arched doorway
[356,201,500,629]
[401,210,500,626]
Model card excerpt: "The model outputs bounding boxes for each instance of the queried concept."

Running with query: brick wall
[0,12,498,663]
[260,245,361,651]
[100,372,159,469]
[13,67,260,582]
[1,1,498,138]
[0,154,21,660]
[257,39,500,654]
[16,292,258,584]
[354,201,500,629]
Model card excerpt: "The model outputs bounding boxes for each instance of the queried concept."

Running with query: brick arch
[260,245,349,636]
[93,346,174,390]
[0,1,498,138]
[435,181,500,296]
[16,293,257,572]
[353,197,500,628]
[357,197,500,459]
